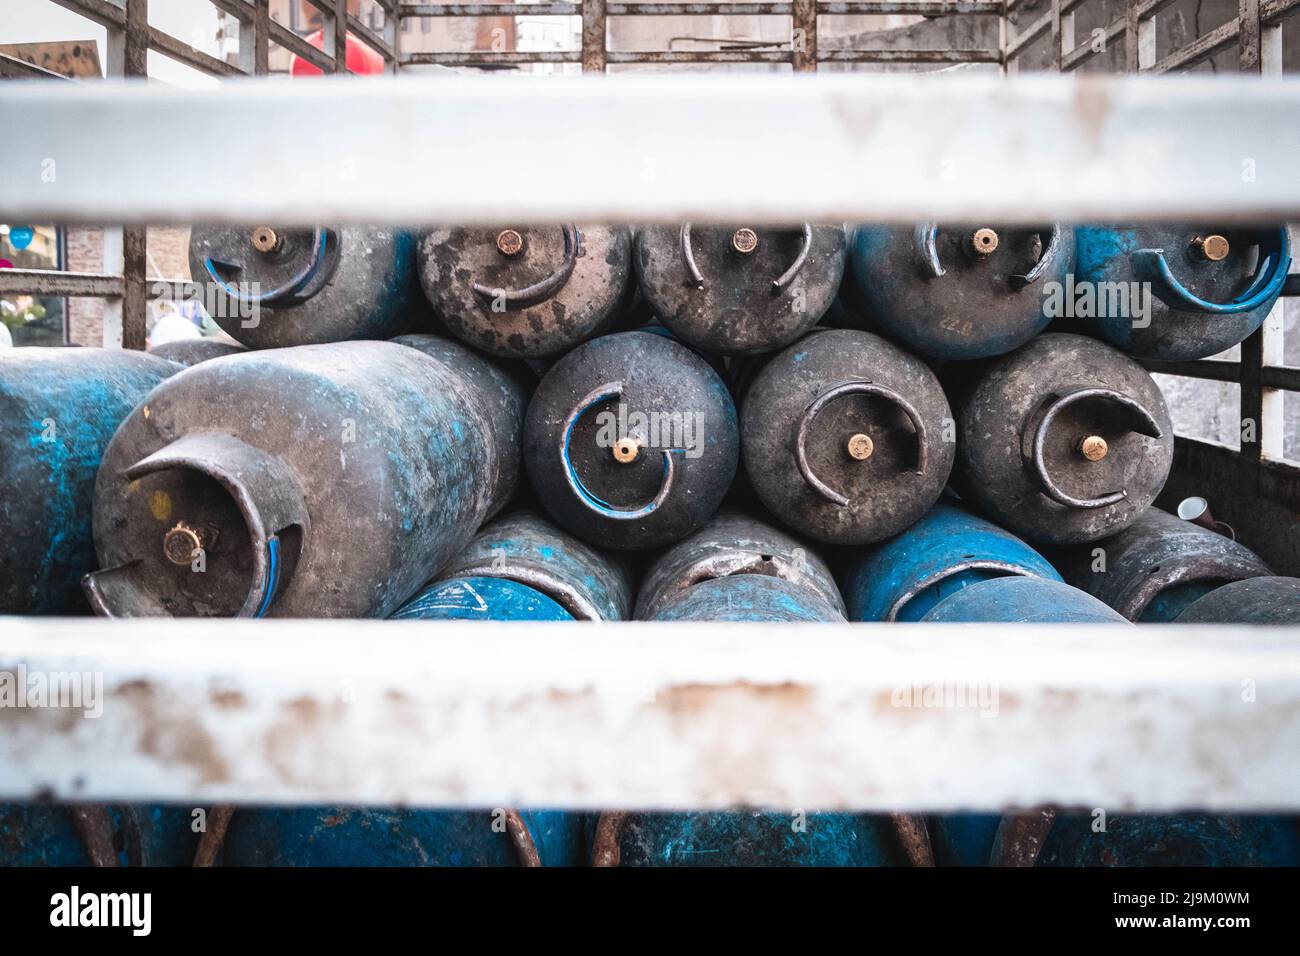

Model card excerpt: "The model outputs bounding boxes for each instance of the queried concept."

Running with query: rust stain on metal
[192,804,234,867]
[654,681,815,716]
[889,812,935,867]
[1072,79,1112,152]
[993,805,1058,866]
[117,679,232,784]
[209,689,247,710]
[69,804,121,868]
[591,811,628,866]
[505,809,542,867]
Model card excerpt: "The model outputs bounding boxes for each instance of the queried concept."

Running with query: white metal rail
[2,74,1300,226]
[2,619,1298,810]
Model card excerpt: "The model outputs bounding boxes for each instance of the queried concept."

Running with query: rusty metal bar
[583,0,608,72]
[1003,0,1088,62]
[403,50,583,64]
[2,619,1299,811]
[820,48,1001,61]
[147,27,246,76]
[347,13,395,60]
[607,49,792,61]
[613,1,789,11]
[47,0,127,28]
[1062,16,1125,71]
[792,0,817,72]
[402,2,580,13]
[0,269,124,298]
[1051,0,1062,70]
[253,0,270,75]
[823,0,1001,11]
[268,20,334,72]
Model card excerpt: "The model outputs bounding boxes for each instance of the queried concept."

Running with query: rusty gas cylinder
[848,222,1072,360]
[1,347,179,614]
[1073,225,1291,360]
[433,510,634,620]
[634,223,847,355]
[1172,576,1300,624]
[953,333,1173,545]
[741,328,954,545]
[189,224,420,348]
[523,330,739,550]
[1053,505,1273,621]
[635,511,844,620]
[83,337,524,618]
[417,225,634,358]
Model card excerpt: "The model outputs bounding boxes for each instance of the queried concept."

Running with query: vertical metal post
[582,0,607,73]
[254,0,271,76]
[792,0,818,72]
[1124,2,1139,72]
[1237,0,1271,461]
[386,0,400,75]
[1050,0,1062,70]
[330,0,349,73]
[1060,6,1075,69]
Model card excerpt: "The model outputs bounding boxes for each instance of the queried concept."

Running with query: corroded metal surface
[418,225,633,358]
[847,223,1073,360]
[147,339,245,367]
[635,511,845,620]
[634,223,846,355]
[742,329,954,545]
[649,574,846,622]
[435,511,634,621]
[919,577,1130,623]
[1053,505,1273,621]
[0,348,179,614]
[524,331,739,550]
[1174,575,1300,623]
[1074,224,1290,360]
[954,333,1174,545]
[84,339,519,618]
[189,224,421,349]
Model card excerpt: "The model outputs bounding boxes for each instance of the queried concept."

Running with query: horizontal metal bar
[1147,17,1239,74]
[1003,0,1087,62]
[1061,17,1125,72]
[147,27,246,77]
[819,48,1001,62]
[0,54,73,81]
[1262,365,1300,391]
[403,50,583,64]
[606,49,792,62]
[5,74,1300,225]
[610,2,790,13]
[1,620,1297,811]
[207,0,255,22]
[267,21,336,73]
[0,269,124,298]
[1143,358,1242,385]
[46,0,126,29]
[402,2,581,13]
[347,13,395,60]
[821,0,1002,12]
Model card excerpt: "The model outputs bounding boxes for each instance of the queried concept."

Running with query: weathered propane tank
[848,223,1072,360]
[1073,225,1291,360]
[147,338,245,367]
[524,331,739,550]
[635,511,844,620]
[843,499,1062,622]
[919,576,1130,623]
[188,224,418,348]
[431,510,634,620]
[0,803,199,866]
[649,572,845,623]
[589,810,907,867]
[222,806,587,866]
[634,223,847,355]
[1,348,179,614]
[417,225,634,358]
[1038,813,1300,867]
[741,328,954,545]
[83,337,524,618]
[596,573,909,867]
[1053,505,1273,622]
[1172,576,1300,624]
[953,333,1174,545]
[393,576,573,621]
[229,582,586,866]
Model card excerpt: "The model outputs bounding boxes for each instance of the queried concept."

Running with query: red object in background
[0,260,13,270]
[290,30,385,76]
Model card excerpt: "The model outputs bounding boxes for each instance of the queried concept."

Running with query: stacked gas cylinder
[2,220,1297,867]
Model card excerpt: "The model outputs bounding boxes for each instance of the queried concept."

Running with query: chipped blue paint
[392,576,572,621]
[844,499,1063,622]
[920,576,1129,623]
